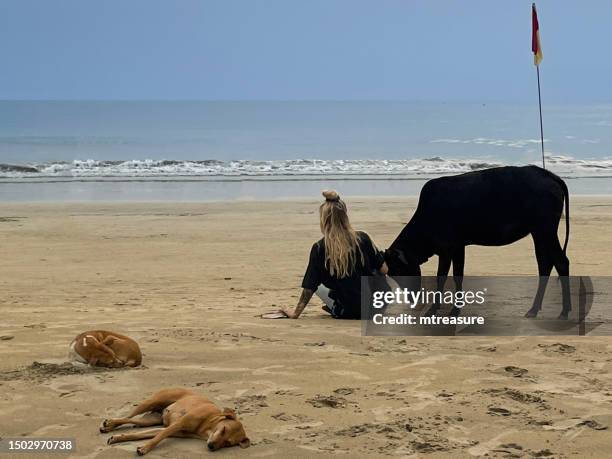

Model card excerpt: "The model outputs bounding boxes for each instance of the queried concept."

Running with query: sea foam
[1,155,612,179]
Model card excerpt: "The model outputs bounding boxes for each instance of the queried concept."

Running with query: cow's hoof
[558,312,569,320]
[524,309,539,318]
[136,447,146,456]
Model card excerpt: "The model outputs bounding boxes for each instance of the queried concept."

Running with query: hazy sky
[1,0,610,101]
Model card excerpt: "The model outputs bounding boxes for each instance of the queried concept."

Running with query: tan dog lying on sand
[69,330,142,368]
[100,388,250,455]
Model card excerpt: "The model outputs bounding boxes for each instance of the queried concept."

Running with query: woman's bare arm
[282,288,314,319]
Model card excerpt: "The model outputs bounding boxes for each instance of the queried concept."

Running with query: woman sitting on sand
[281,190,388,319]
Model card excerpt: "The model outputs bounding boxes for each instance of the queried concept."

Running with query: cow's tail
[555,174,570,254]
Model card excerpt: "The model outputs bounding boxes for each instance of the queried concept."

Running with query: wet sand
[1,198,611,458]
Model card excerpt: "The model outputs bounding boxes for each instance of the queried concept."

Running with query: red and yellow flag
[532,3,543,66]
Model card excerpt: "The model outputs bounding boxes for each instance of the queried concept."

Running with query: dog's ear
[239,437,251,448]
[222,407,237,420]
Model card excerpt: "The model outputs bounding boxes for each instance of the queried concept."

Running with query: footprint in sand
[476,345,497,352]
[504,366,528,377]
[233,394,269,414]
[333,387,355,396]
[544,418,609,431]
[307,395,347,408]
[577,419,608,430]
[491,443,524,456]
[487,406,512,416]
[531,449,555,457]
[481,387,548,408]
[271,412,312,422]
[537,343,576,354]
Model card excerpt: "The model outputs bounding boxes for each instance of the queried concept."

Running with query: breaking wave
[1,155,612,179]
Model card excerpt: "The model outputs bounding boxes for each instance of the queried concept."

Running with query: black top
[301,231,385,318]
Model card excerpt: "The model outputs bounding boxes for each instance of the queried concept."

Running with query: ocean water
[1,101,611,200]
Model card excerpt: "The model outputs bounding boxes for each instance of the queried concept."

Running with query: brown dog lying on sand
[69,330,142,368]
[100,388,250,454]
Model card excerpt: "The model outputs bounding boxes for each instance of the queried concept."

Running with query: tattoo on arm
[299,288,314,305]
[293,289,314,318]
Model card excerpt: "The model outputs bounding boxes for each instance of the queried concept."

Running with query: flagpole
[536,65,545,169]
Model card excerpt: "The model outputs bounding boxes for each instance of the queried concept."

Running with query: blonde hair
[319,190,364,278]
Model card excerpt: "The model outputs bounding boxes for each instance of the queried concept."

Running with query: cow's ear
[384,248,398,261]
[387,248,410,265]
[222,408,237,420]
[239,437,251,448]
[397,250,411,265]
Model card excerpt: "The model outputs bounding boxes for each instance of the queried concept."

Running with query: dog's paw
[107,436,116,445]
[136,446,147,456]
[100,419,113,433]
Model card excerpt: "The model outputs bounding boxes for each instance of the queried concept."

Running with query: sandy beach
[1,197,612,458]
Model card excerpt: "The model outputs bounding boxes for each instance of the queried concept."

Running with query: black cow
[384,165,571,319]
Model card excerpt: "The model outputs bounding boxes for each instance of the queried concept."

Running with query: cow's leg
[525,234,554,318]
[452,246,465,290]
[551,239,571,319]
[425,253,451,316]
[449,247,465,317]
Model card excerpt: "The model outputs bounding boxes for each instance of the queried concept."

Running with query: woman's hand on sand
[280,307,297,319]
